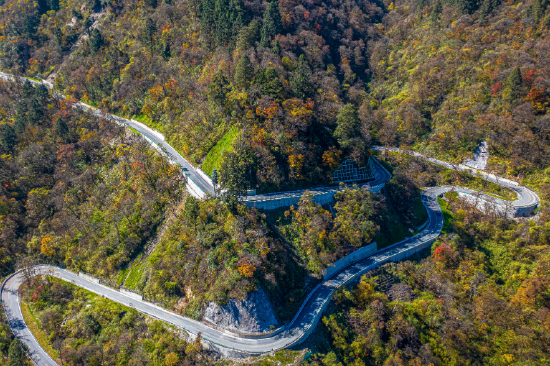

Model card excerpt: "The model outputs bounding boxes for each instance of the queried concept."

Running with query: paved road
[1,181,537,363]
[0,72,541,363]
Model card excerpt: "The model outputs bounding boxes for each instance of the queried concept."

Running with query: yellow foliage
[40,236,55,257]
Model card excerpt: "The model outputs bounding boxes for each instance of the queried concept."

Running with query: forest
[1,0,550,363]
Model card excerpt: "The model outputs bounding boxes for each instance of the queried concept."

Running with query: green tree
[334,104,360,150]
[478,0,498,23]
[7,339,26,366]
[503,66,523,102]
[183,196,200,229]
[235,20,260,50]
[234,53,253,90]
[21,81,34,99]
[162,42,171,60]
[143,18,157,51]
[257,67,283,100]
[219,140,254,197]
[14,114,26,135]
[54,117,69,141]
[333,186,376,249]
[146,0,158,8]
[1,124,17,153]
[27,98,43,125]
[430,0,442,22]
[534,0,548,22]
[290,55,312,100]
[55,28,63,47]
[90,28,103,54]
[49,0,59,11]
[260,2,282,47]
[22,13,39,38]
[208,70,230,103]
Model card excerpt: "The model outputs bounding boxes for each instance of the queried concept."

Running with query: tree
[236,20,260,50]
[333,186,376,249]
[14,114,26,135]
[165,352,179,366]
[21,80,34,99]
[211,168,218,194]
[142,18,157,51]
[290,55,312,100]
[234,53,253,90]
[27,98,43,125]
[260,2,282,47]
[219,140,254,198]
[430,0,442,22]
[478,0,498,23]
[90,28,103,54]
[1,124,17,153]
[334,104,360,150]
[49,0,59,11]
[534,0,548,22]
[55,28,63,47]
[503,66,523,102]
[146,0,158,8]
[183,196,200,229]
[22,13,39,38]
[7,339,27,366]
[54,117,69,141]
[208,70,230,103]
[257,67,283,100]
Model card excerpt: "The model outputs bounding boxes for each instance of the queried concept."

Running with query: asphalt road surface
[0,72,541,364]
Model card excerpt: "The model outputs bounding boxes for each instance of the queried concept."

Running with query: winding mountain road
[0,72,541,364]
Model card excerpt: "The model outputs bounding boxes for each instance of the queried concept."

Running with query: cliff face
[203,287,279,333]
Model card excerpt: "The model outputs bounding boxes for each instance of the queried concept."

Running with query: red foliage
[491,82,503,97]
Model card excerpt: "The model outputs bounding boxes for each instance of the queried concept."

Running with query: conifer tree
[21,80,34,99]
[49,0,59,11]
[334,104,360,150]
[478,0,498,23]
[90,28,103,54]
[260,2,282,47]
[1,124,17,154]
[261,67,283,100]
[54,117,69,140]
[14,114,26,135]
[143,18,157,51]
[234,53,253,90]
[290,55,312,100]
[27,98,43,125]
[236,20,260,50]
[430,0,442,22]
[504,66,523,102]
[7,339,27,366]
[534,0,548,22]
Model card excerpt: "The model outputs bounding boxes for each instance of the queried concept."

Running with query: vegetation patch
[201,126,239,176]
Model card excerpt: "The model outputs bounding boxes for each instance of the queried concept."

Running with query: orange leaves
[322,148,342,169]
[237,258,256,278]
[282,98,313,119]
[255,101,279,119]
[526,87,549,113]
[40,236,55,257]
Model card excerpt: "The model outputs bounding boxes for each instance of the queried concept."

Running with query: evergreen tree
[49,0,59,12]
[290,55,312,100]
[229,0,245,45]
[35,84,49,105]
[262,67,283,100]
[272,38,280,55]
[7,339,27,366]
[214,0,231,47]
[503,66,523,102]
[430,0,442,22]
[146,0,158,8]
[1,124,17,154]
[162,42,171,60]
[260,2,282,47]
[22,13,39,38]
[236,20,260,50]
[478,0,498,23]
[83,17,93,32]
[534,0,548,22]
[21,80,34,99]
[455,0,479,14]
[54,117,69,140]
[90,28,103,54]
[55,27,63,47]
[37,0,49,14]
[234,53,253,90]
[143,18,157,52]
[334,104,360,150]
[208,70,230,102]
[14,114,26,135]
[27,98,44,125]
[200,0,215,47]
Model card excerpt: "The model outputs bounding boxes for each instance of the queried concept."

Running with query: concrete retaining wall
[78,272,100,284]
[120,289,143,301]
[323,242,378,280]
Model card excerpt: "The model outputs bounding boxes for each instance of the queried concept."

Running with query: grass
[438,197,454,234]
[201,127,239,176]
[124,260,147,290]
[20,300,62,364]
[133,114,164,133]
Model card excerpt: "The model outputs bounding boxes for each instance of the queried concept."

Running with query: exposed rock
[203,287,278,333]
[463,140,489,170]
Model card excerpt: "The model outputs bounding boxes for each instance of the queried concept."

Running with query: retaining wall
[120,289,143,301]
[78,272,100,284]
[323,242,378,280]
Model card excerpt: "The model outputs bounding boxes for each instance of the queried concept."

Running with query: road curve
[1,181,538,364]
[0,72,541,363]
